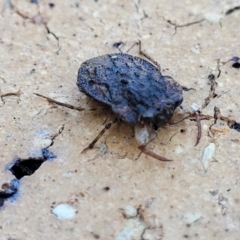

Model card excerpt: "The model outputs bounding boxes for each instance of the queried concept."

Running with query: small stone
[52,204,76,220]
[201,143,216,172]
[123,205,137,218]
[204,13,224,23]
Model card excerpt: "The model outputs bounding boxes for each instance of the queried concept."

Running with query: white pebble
[204,13,224,23]
[191,103,199,111]
[202,143,216,172]
[52,204,76,220]
[124,205,137,218]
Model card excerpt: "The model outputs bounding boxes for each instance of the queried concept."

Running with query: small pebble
[202,143,216,172]
[52,204,76,219]
[123,205,137,218]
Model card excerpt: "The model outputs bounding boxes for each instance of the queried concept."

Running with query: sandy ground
[1,0,240,239]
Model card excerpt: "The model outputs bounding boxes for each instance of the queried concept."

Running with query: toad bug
[77,44,183,161]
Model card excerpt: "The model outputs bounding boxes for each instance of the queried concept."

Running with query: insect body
[77,53,183,161]
[78,54,182,127]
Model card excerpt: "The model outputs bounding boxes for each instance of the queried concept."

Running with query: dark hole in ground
[9,148,56,180]
[208,74,215,81]
[232,62,240,69]
[0,179,19,207]
[229,122,240,132]
[1,149,56,208]
[103,186,110,191]
[9,158,45,179]
[0,192,14,207]
[49,3,55,8]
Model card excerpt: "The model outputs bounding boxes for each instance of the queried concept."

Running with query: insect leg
[137,40,161,71]
[168,114,191,125]
[138,145,172,162]
[194,111,201,146]
[134,124,172,161]
[169,111,207,146]
[35,93,96,111]
[125,42,139,54]
[113,41,124,53]
[81,118,118,153]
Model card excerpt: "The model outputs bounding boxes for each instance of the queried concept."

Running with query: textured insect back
[77,51,184,161]
[77,53,182,126]
[162,76,183,106]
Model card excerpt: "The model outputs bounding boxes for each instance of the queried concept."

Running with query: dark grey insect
[77,51,183,161]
